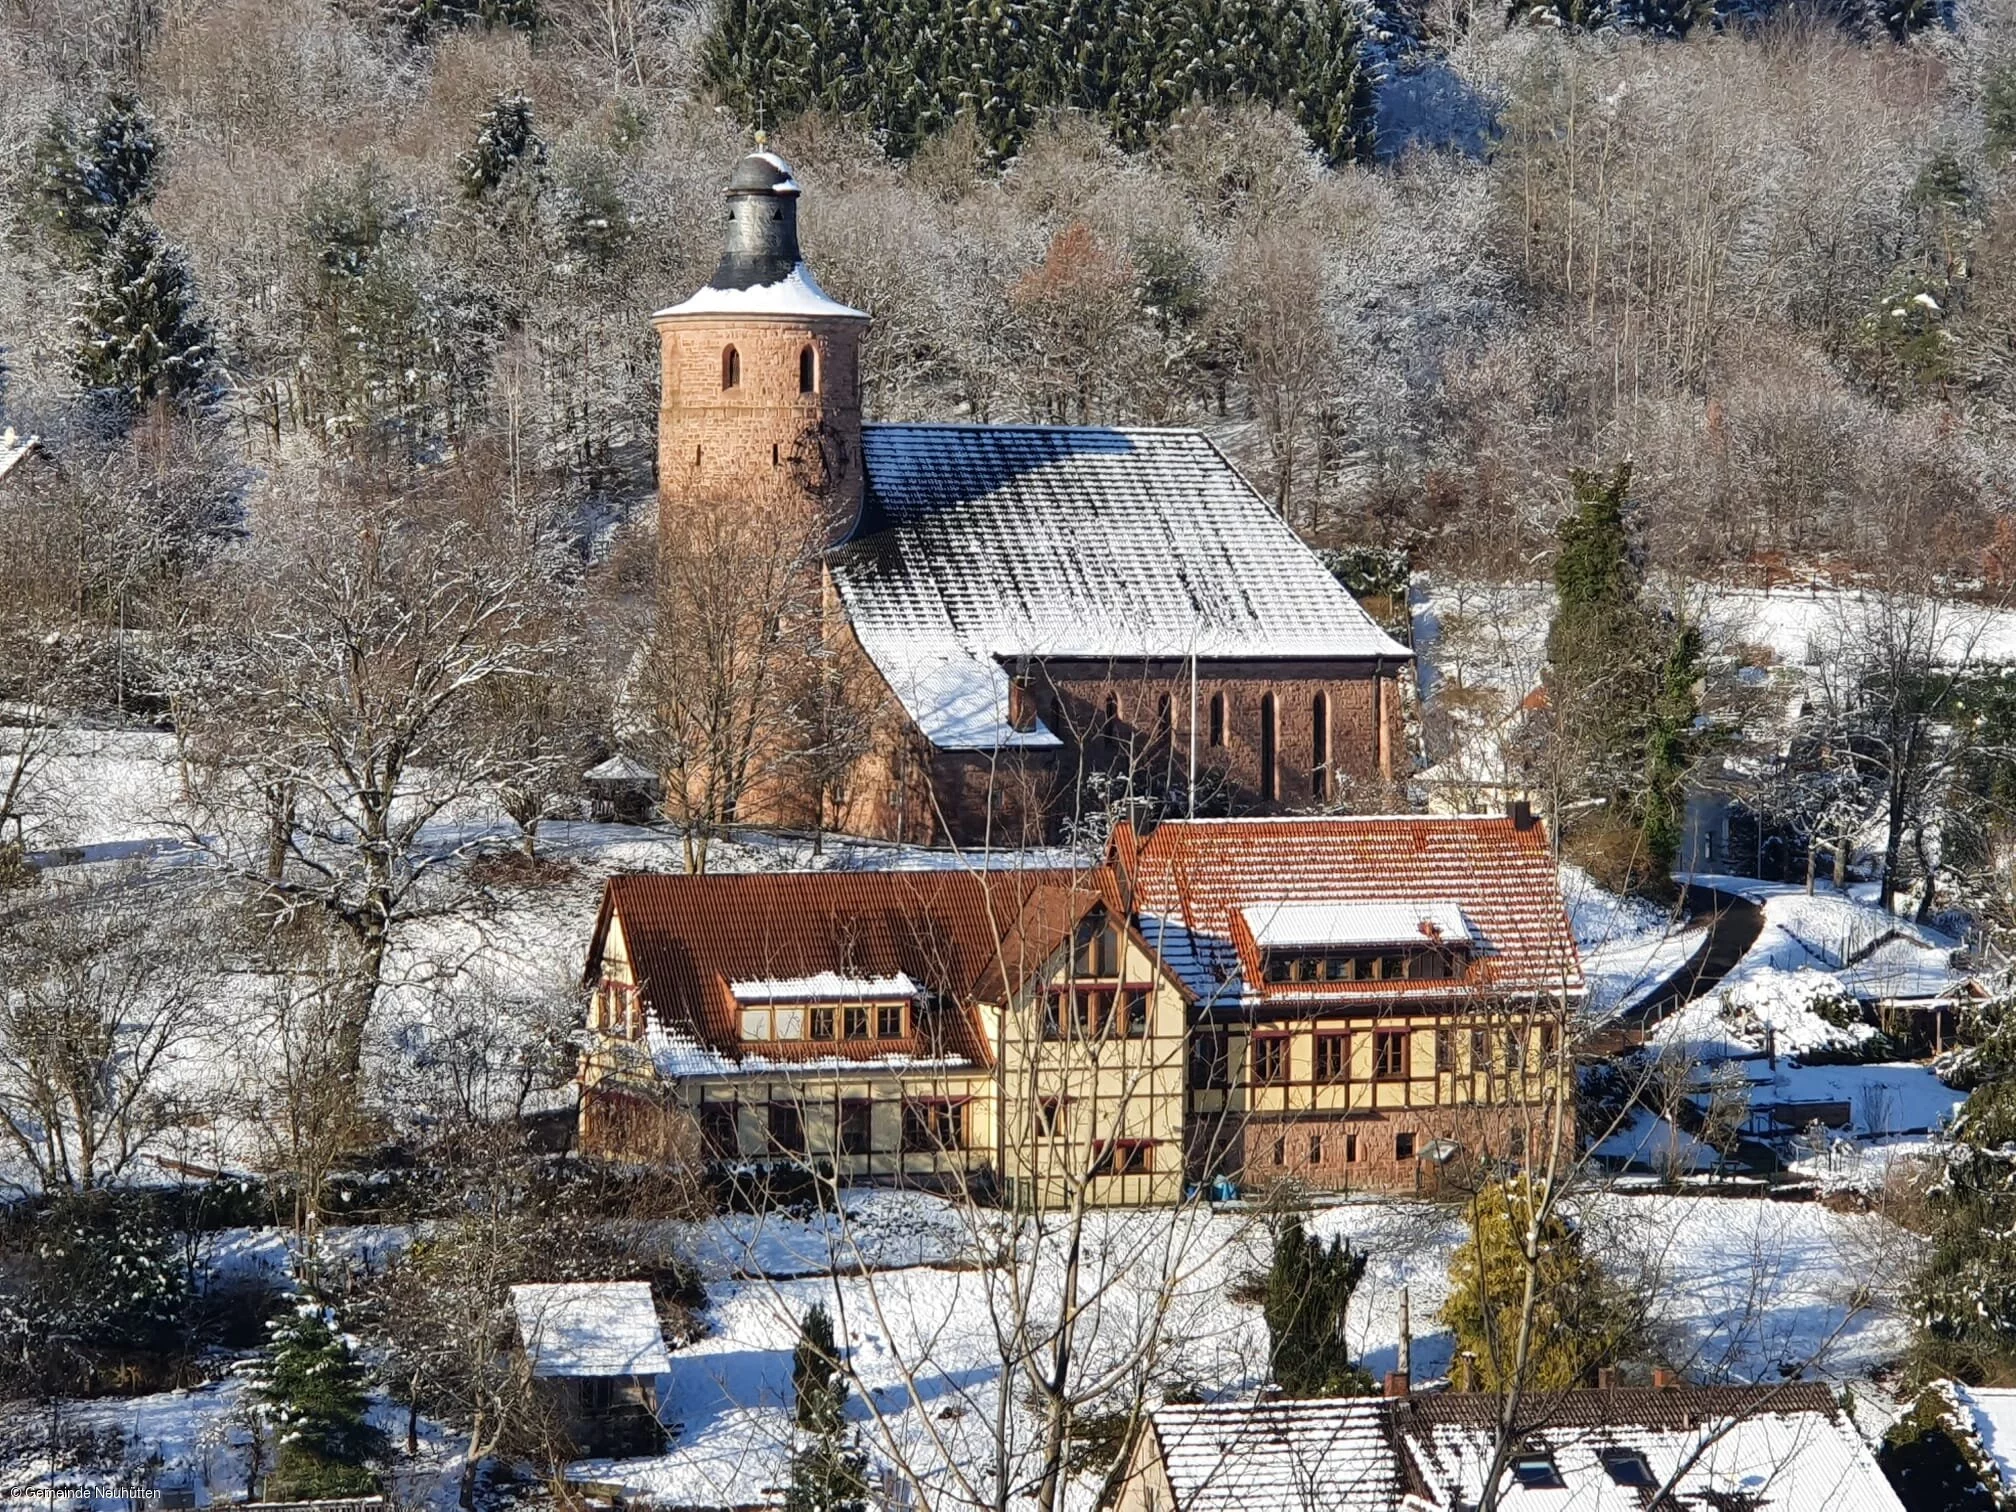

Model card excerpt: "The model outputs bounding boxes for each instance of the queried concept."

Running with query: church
[652,151,1412,846]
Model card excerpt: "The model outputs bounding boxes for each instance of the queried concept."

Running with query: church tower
[652,152,869,548]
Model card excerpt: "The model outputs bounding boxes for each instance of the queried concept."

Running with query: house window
[768,1101,805,1157]
[811,1007,836,1041]
[1272,1136,1286,1166]
[1259,693,1277,801]
[1308,1135,1324,1164]
[878,1003,906,1038]
[1253,1034,1290,1085]
[1311,692,1328,799]
[1599,1450,1655,1488]
[1470,1026,1489,1070]
[1190,1030,1229,1090]
[1435,1028,1456,1073]
[1208,692,1225,747]
[839,1099,875,1156]
[799,343,817,393]
[722,345,740,389]
[584,1376,616,1413]
[1041,993,1064,1041]
[1503,1027,1526,1072]
[844,1005,870,1040]
[1121,988,1149,1038]
[1345,1133,1359,1163]
[1093,1140,1153,1177]
[901,1099,965,1153]
[1073,917,1120,978]
[1540,1020,1558,1062]
[1509,1450,1562,1490]
[1395,1131,1416,1161]
[1035,1097,1064,1136]
[1316,1032,1351,1083]
[699,1101,738,1159]
[1374,1030,1409,1081]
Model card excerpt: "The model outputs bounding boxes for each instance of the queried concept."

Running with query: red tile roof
[1123,815,1583,999]
[589,868,1103,1065]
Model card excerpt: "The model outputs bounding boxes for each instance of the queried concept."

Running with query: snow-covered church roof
[831,425,1412,750]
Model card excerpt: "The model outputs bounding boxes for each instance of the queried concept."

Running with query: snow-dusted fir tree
[248,1304,385,1500]
[72,218,216,413]
[788,1304,867,1512]
[458,92,548,200]
[30,91,157,261]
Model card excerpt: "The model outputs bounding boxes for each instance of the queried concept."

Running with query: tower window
[1259,693,1277,801]
[722,345,741,390]
[1208,692,1225,748]
[799,344,818,394]
[1311,692,1329,799]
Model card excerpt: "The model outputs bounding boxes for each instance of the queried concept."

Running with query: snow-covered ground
[571,1189,1909,1509]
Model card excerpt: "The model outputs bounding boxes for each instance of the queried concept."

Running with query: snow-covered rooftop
[832,426,1410,751]
[727,971,920,1003]
[583,753,659,783]
[1150,1400,1400,1512]
[653,261,865,321]
[1400,1392,1903,1511]
[511,1281,672,1379]
[1241,900,1472,950]
[1951,1384,2016,1499]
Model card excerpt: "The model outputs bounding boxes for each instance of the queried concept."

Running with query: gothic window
[1208,692,1225,747]
[799,344,818,393]
[722,345,741,389]
[1311,693,1329,799]
[1260,693,1278,801]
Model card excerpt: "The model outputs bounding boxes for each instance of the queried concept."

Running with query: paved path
[1617,883,1766,1033]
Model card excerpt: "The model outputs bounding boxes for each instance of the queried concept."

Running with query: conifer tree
[787,1303,867,1512]
[71,218,217,414]
[458,93,548,201]
[1543,465,1700,891]
[793,1302,848,1431]
[1913,999,2016,1382]
[1262,1214,1374,1396]
[31,91,158,262]
[1441,1177,1644,1391]
[250,1305,385,1499]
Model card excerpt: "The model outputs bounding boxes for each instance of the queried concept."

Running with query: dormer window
[1244,902,1474,990]
[1599,1449,1656,1488]
[722,345,741,389]
[799,343,818,393]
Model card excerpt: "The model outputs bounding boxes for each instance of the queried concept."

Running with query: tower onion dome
[653,150,866,321]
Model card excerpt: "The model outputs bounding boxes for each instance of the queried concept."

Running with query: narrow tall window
[1208,692,1225,748]
[1311,692,1329,799]
[799,343,817,394]
[1259,693,1278,801]
[722,345,740,389]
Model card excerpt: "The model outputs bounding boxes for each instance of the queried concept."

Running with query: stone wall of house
[1201,1102,1570,1196]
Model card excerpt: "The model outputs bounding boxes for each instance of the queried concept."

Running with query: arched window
[799,344,818,394]
[1208,692,1225,748]
[1311,692,1329,799]
[722,345,741,390]
[1259,693,1277,802]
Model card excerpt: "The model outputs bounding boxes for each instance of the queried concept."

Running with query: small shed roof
[510,1281,672,1379]
[584,754,660,784]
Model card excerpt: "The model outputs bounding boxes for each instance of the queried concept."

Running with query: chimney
[1596,1367,1618,1392]
[1508,799,1536,830]
[1652,1367,1679,1390]
[1382,1370,1410,1400]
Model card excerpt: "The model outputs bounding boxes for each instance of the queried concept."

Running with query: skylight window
[1509,1450,1563,1490]
[1599,1448,1656,1487]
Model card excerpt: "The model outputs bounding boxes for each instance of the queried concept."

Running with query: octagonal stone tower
[652,151,870,549]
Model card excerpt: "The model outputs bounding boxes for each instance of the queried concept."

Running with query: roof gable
[830,425,1410,751]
